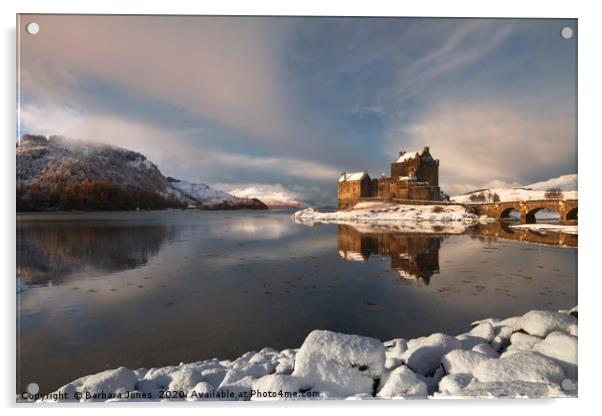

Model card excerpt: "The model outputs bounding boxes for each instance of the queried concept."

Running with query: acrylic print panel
[16,15,577,402]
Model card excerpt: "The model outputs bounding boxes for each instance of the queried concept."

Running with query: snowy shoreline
[293,202,479,233]
[30,306,577,402]
[292,203,578,236]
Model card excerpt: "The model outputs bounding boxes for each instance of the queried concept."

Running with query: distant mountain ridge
[228,185,311,209]
[16,135,267,211]
[167,178,267,210]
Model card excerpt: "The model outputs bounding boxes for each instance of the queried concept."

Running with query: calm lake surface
[16,210,577,394]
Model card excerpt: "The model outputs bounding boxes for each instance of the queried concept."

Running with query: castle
[337,147,441,209]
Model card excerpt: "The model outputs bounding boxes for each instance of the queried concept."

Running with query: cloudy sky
[18,15,576,203]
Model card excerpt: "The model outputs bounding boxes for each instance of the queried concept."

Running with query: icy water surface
[16,210,577,394]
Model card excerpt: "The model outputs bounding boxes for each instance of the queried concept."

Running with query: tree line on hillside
[16,180,187,212]
[469,190,501,203]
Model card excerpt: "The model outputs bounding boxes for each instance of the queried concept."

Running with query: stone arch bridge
[466,199,578,225]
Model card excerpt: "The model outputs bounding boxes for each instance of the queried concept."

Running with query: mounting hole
[26,22,39,35]
[560,26,573,40]
[26,382,39,395]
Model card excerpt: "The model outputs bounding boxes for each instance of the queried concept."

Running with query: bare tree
[545,187,563,199]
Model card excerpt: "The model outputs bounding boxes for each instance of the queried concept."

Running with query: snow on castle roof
[396,150,421,163]
[338,172,368,182]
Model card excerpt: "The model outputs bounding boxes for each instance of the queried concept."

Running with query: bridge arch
[525,206,562,224]
[500,207,520,222]
[566,207,578,221]
[525,207,561,224]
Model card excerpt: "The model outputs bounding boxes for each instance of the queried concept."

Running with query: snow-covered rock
[438,375,565,398]
[490,326,514,352]
[471,343,499,358]
[532,332,578,380]
[515,310,578,338]
[437,373,473,395]
[199,367,228,388]
[377,366,428,398]
[50,367,137,402]
[292,330,385,397]
[251,375,306,400]
[456,333,488,350]
[472,351,566,385]
[383,338,408,370]
[186,382,215,401]
[401,333,462,376]
[507,332,543,352]
[469,322,495,341]
[441,350,491,375]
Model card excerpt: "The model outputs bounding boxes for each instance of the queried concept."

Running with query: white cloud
[390,100,576,195]
[19,15,298,143]
[20,102,340,184]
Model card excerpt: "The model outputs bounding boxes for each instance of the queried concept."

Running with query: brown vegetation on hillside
[17,180,186,211]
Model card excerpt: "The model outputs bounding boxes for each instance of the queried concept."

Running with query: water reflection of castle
[337,224,441,285]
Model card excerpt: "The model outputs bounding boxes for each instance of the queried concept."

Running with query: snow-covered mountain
[228,185,311,209]
[17,134,172,194]
[167,178,267,210]
[16,135,266,211]
[451,174,578,204]
[525,174,577,192]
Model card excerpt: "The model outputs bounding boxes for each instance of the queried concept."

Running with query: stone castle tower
[337,146,441,209]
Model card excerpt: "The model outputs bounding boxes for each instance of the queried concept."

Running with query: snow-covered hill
[228,185,310,209]
[17,134,172,194]
[167,178,267,209]
[525,174,577,192]
[16,135,267,211]
[451,174,577,204]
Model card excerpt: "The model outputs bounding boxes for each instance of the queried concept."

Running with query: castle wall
[338,175,372,209]
[406,184,440,201]
[391,157,419,179]
[415,161,439,187]
[391,157,439,186]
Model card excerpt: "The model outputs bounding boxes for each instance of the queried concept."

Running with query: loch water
[16,210,577,394]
